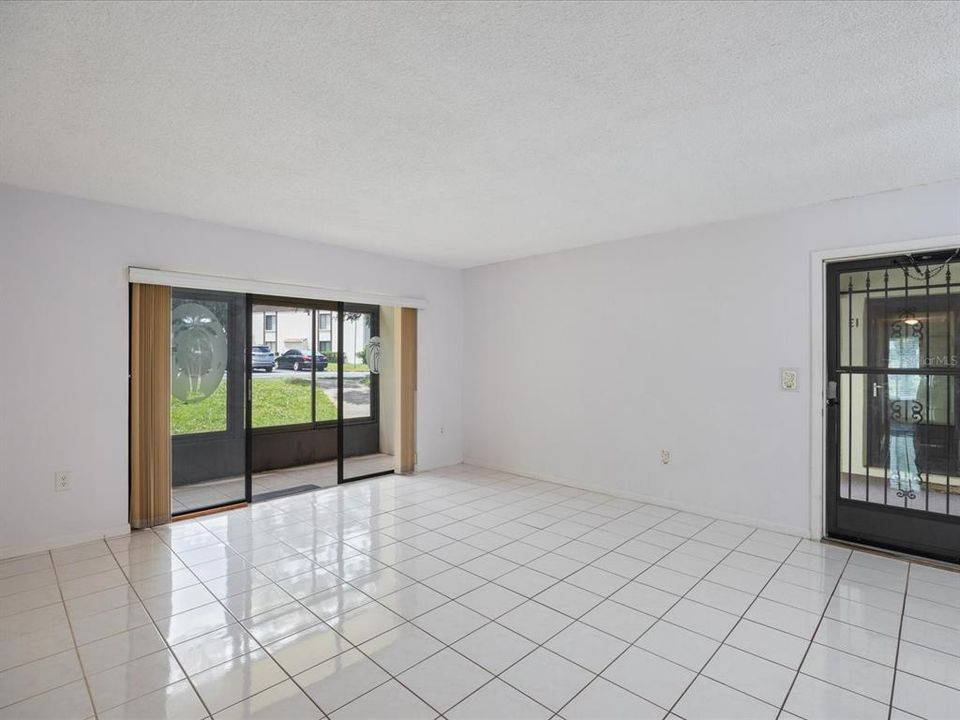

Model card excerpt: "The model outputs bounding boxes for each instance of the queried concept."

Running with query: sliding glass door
[169,288,248,515]
[247,298,395,497]
[341,305,397,481]
[248,299,340,499]
[163,289,397,517]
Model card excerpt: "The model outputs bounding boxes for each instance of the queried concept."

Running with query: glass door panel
[249,300,340,500]
[170,288,248,515]
[168,292,401,514]
[315,309,339,424]
[341,304,396,482]
[251,303,314,429]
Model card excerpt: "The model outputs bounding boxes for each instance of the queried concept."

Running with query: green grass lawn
[325,363,369,372]
[171,378,338,434]
[171,385,227,434]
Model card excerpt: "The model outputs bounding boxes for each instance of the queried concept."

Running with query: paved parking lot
[250,368,368,380]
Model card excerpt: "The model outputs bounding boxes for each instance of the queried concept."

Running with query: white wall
[0,185,463,557]
[3,180,958,556]
[463,180,960,536]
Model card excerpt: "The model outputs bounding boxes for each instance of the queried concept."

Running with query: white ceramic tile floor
[172,454,396,514]
[1,464,959,719]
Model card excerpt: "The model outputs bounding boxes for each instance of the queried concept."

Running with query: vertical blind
[130,283,172,528]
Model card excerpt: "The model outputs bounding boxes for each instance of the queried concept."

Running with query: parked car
[275,348,329,371]
[251,345,276,372]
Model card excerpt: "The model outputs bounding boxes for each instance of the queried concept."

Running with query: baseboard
[0,524,131,561]
[462,457,811,539]
[415,456,465,474]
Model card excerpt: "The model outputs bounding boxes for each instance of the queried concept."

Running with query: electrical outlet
[660,450,671,465]
[54,471,71,492]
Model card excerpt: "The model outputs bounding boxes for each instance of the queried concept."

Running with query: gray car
[251,345,275,372]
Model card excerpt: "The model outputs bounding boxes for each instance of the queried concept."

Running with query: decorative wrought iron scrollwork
[891,400,903,422]
[911,401,924,423]
[888,400,925,423]
[891,308,924,340]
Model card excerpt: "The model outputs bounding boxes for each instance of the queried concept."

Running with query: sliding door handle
[826,380,839,407]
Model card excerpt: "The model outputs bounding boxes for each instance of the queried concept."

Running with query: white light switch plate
[54,471,71,492]
[780,367,799,392]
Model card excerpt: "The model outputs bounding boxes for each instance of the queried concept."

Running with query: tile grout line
[8,470,955,719]
[0,509,841,716]
[101,536,223,719]
[112,530,327,715]
[152,478,537,719]
[408,506,703,718]
[661,532,804,718]
[423,499,953,716]
[320,474,626,716]
[779,559,925,710]
[150,530,337,719]
[292,477,689,717]
[107,479,822,717]
[31,550,98,719]
[234,482,695,717]
[886,563,911,720]
[161,528,348,717]
[547,523,760,719]
[773,546,856,719]
[0,575,79,688]
[683,534,808,717]
[429,505,776,716]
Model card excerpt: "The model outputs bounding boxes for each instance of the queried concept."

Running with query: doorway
[246,297,396,502]
[166,289,406,517]
[826,250,960,561]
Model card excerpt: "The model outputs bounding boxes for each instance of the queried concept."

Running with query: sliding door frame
[168,287,250,518]
[133,279,413,522]
[246,295,338,434]
[245,294,253,511]
[338,300,394,484]
[245,294,392,487]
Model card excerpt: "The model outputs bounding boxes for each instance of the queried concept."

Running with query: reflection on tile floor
[2,464,959,719]
[172,454,396,513]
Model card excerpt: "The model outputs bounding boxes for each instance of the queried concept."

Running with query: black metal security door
[826,251,960,562]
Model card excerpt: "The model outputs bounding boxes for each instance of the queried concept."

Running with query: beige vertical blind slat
[130,283,172,528]
[398,307,417,473]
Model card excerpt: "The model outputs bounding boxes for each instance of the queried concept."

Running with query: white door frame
[809,234,960,541]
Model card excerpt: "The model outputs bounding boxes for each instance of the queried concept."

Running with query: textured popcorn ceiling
[1,1,958,267]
